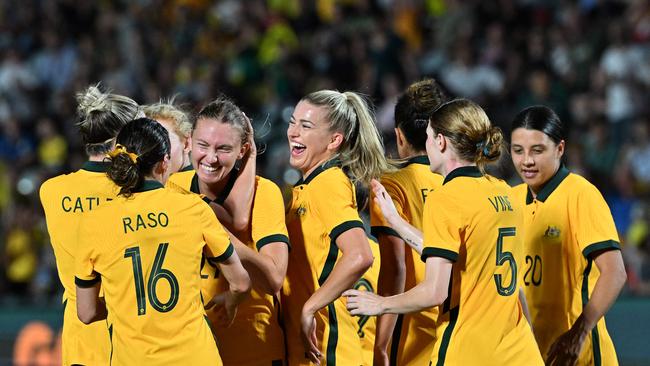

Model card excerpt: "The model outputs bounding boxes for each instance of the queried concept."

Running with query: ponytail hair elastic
[476,141,491,157]
[107,144,139,163]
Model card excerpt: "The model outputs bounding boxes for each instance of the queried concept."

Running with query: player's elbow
[232,215,250,232]
[430,290,448,308]
[419,280,447,308]
[77,307,95,325]
[268,272,285,294]
[351,250,374,275]
[611,262,627,290]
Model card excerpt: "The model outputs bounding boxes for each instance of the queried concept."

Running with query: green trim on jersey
[436,306,459,366]
[582,259,602,366]
[582,239,621,259]
[421,247,459,263]
[81,161,110,172]
[207,242,234,263]
[326,303,339,366]
[295,159,341,186]
[443,166,482,185]
[133,180,164,193]
[189,169,238,205]
[256,234,291,252]
[75,275,100,288]
[371,226,401,240]
[526,166,570,204]
[402,155,430,168]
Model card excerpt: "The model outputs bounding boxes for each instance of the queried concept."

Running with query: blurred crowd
[0,0,649,303]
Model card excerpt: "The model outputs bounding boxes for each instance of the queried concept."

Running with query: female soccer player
[167,97,290,366]
[74,118,250,365]
[345,99,543,365]
[284,90,393,366]
[370,79,445,366]
[510,106,626,366]
[39,85,141,366]
[144,100,193,173]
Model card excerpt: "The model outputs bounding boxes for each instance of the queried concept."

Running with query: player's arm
[303,227,373,314]
[547,249,626,365]
[216,114,256,231]
[302,227,374,364]
[371,179,423,254]
[231,240,288,295]
[345,255,452,315]
[374,233,406,365]
[76,279,107,324]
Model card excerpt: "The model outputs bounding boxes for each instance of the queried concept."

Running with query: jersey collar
[443,166,482,185]
[295,158,341,186]
[190,169,238,205]
[81,161,110,172]
[401,155,429,168]
[179,164,194,172]
[526,165,570,204]
[134,180,164,193]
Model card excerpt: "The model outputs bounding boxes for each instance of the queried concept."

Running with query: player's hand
[206,292,238,327]
[343,289,385,316]
[300,310,321,365]
[371,179,399,226]
[546,322,588,366]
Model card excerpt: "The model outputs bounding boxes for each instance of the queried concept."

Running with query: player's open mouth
[291,142,306,156]
[200,163,219,173]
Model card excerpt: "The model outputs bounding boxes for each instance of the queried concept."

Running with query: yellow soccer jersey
[355,237,380,366]
[75,181,232,366]
[369,156,443,366]
[513,166,620,366]
[421,166,543,365]
[283,161,366,366]
[168,170,289,366]
[39,161,116,366]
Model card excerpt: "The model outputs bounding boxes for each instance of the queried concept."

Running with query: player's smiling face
[192,118,245,186]
[287,100,340,178]
[511,128,564,194]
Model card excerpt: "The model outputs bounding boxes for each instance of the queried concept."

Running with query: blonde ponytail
[302,90,395,186]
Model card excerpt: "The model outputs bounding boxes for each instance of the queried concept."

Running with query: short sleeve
[574,184,621,258]
[370,176,405,239]
[251,178,290,251]
[421,192,462,263]
[310,170,364,241]
[199,201,234,262]
[74,215,100,288]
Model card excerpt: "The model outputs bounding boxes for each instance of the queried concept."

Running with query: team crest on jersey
[295,204,306,216]
[544,225,561,238]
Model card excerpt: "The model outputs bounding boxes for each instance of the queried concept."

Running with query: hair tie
[476,141,491,157]
[107,144,139,163]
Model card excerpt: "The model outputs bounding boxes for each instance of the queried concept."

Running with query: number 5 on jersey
[124,243,179,315]
[494,227,517,296]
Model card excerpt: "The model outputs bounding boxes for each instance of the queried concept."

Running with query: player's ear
[155,155,170,176]
[327,132,344,151]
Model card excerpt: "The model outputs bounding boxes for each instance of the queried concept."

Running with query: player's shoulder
[168,169,195,187]
[40,170,83,199]
[256,175,279,189]
[563,172,605,200]
[309,165,351,190]
[165,179,195,195]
